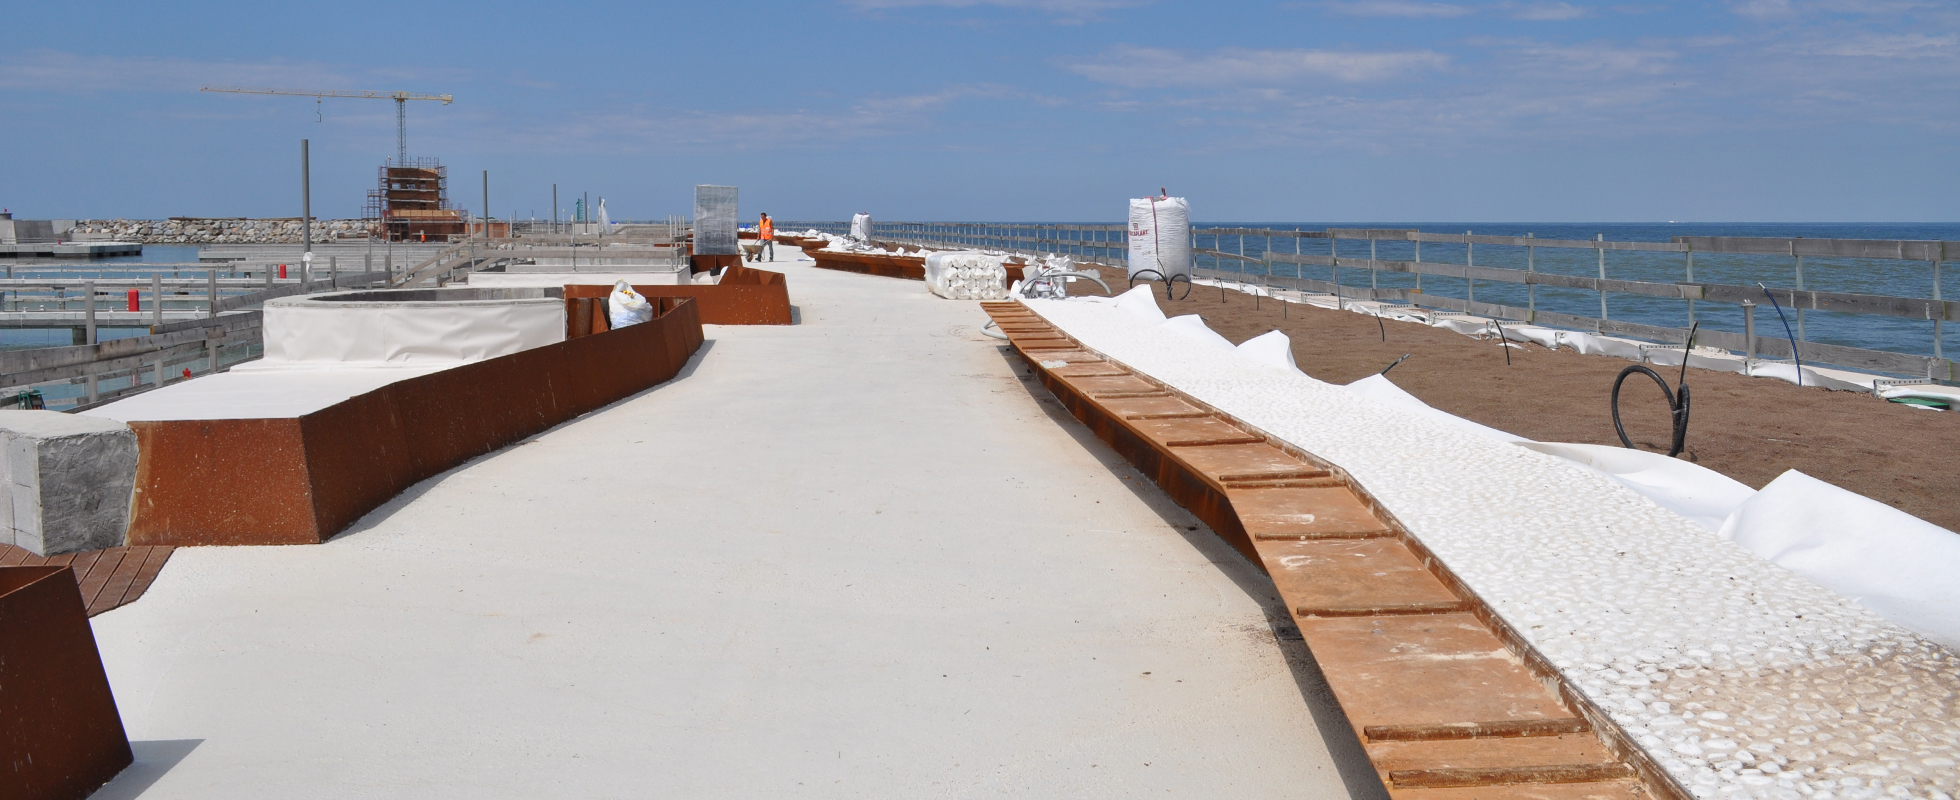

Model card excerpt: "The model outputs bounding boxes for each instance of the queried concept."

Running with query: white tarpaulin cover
[1720,470,1960,650]
[1160,314,1234,351]
[1519,441,1756,533]
[1236,330,1299,373]
[1341,374,1533,444]
[258,291,565,366]
[1127,197,1190,280]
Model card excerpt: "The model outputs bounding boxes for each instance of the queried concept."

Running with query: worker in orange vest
[755,213,774,262]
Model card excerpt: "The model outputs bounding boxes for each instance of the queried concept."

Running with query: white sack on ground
[1237,330,1300,373]
[609,281,653,327]
[1748,361,1867,392]
[1127,196,1191,280]
[1113,285,1167,323]
[1719,470,1960,651]
[849,213,873,243]
[1341,374,1532,444]
[1519,442,1755,533]
[1162,314,1235,352]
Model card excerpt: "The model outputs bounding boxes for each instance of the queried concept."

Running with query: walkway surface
[86,247,1376,799]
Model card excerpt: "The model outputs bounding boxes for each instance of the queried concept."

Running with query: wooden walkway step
[979,302,1675,800]
[0,543,175,617]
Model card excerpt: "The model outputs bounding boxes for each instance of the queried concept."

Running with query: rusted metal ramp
[980,302,1681,800]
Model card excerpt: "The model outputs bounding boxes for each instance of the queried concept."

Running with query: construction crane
[200,86,453,165]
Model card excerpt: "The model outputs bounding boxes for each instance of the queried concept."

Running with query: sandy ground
[82,249,1377,799]
[1083,267,1960,531]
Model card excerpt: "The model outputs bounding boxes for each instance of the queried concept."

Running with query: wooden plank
[75,549,125,609]
[123,547,175,605]
[1392,763,1637,789]
[0,545,33,567]
[1367,719,1593,742]
[91,548,153,615]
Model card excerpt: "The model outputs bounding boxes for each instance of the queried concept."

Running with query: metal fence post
[208,339,219,374]
[1742,300,1757,363]
[1465,231,1475,307]
[207,269,217,317]
[1525,233,1535,321]
[1415,236,1422,294]
[1369,237,1378,297]
[1596,233,1608,321]
[1935,248,1944,363]
[1793,243,1806,340]
[1684,244,1696,325]
[330,255,338,288]
[151,274,163,327]
[83,280,96,345]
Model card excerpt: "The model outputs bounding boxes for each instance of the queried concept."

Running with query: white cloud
[1506,2,1590,20]
[1799,32,1958,58]
[1320,1,1475,17]
[1068,46,1450,88]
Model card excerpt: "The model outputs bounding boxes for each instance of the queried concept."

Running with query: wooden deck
[0,544,175,616]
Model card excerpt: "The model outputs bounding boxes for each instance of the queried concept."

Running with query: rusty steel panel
[127,298,705,547]
[562,265,792,326]
[807,251,927,281]
[0,566,133,800]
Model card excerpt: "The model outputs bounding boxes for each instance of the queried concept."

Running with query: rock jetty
[71,218,379,244]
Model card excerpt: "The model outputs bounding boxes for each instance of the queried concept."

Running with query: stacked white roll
[924,251,1008,300]
[1127,196,1191,280]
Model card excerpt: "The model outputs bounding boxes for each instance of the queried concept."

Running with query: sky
[2,0,1957,223]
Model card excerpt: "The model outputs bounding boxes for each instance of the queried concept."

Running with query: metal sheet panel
[692,185,739,256]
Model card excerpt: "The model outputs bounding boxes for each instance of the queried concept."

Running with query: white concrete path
[87,246,1374,799]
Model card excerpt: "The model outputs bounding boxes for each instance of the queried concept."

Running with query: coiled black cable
[1611,323,1698,458]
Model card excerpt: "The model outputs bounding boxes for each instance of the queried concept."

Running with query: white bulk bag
[1127,196,1191,280]
[850,213,874,243]
[608,280,653,328]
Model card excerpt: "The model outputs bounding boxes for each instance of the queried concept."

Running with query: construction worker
[755,213,775,262]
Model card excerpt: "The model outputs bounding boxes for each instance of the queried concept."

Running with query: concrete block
[0,411,138,555]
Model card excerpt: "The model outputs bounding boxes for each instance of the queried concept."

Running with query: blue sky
[3,0,1956,222]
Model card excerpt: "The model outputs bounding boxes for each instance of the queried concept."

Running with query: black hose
[1758,283,1802,387]
[1376,313,1386,342]
[1493,321,1511,366]
[1380,353,1412,375]
[1126,269,1191,301]
[1612,364,1690,457]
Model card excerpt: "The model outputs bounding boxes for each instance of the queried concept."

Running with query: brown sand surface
[1073,267,1960,530]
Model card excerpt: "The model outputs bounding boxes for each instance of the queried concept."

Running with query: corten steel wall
[0,566,133,800]
[805,248,1028,285]
[123,298,705,547]
[562,264,792,326]
[688,253,741,275]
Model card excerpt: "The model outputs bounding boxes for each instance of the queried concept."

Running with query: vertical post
[1597,233,1608,321]
[552,184,559,233]
[1935,247,1945,364]
[1742,300,1757,364]
[482,170,490,239]
[1465,231,1475,306]
[265,262,274,290]
[83,280,96,344]
[1525,233,1536,321]
[151,274,163,327]
[207,269,217,317]
[207,339,219,374]
[1793,242,1806,341]
[330,255,338,288]
[1369,237,1378,296]
[301,139,312,267]
[1415,236,1422,293]
[1685,244,1696,325]
[154,358,165,389]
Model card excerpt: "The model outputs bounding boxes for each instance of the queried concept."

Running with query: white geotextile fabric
[1721,471,1960,651]
[1126,197,1190,279]
[1236,331,1298,373]
[1517,442,1756,533]
[1342,374,1533,445]
[923,251,1009,300]
[1022,296,1960,798]
[259,297,565,366]
[468,271,692,288]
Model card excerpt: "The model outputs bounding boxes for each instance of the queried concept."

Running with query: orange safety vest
[759,217,773,238]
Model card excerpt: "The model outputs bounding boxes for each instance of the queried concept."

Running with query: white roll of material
[1127,196,1191,280]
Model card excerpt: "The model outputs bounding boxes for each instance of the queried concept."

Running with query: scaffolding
[364,157,465,242]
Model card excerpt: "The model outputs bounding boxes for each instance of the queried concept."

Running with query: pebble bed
[1025,298,1959,800]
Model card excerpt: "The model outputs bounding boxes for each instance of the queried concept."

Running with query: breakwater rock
[72,218,379,244]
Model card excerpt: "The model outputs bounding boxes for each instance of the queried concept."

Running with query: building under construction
[364,157,466,242]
